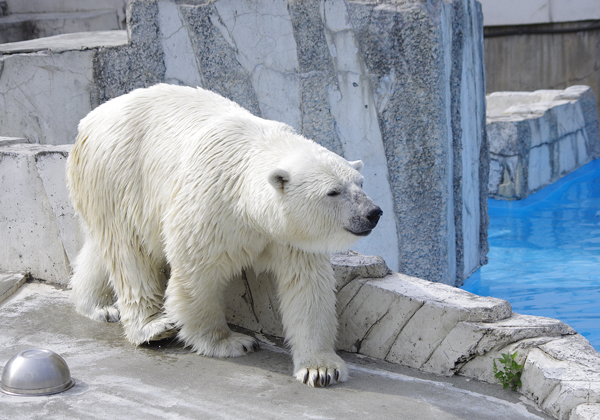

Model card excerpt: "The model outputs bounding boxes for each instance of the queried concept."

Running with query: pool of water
[462,159,600,352]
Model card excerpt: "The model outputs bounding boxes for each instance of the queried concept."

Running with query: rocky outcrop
[487,86,600,200]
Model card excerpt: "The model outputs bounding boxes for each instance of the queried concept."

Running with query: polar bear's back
[66,84,300,253]
[68,84,261,202]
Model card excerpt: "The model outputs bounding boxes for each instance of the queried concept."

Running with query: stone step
[0,30,127,144]
[0,136,29,146]
[0,10,120,43]
[0,272,27,305]
[2,0,127,30]
[0,143,77,284]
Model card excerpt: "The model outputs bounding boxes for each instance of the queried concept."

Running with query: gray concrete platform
[0,281,552,420]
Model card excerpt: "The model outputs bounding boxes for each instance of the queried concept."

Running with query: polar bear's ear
[349,160,364,172]
[268,168,290,193]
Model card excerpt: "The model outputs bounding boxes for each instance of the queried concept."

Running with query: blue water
[462,159,600,352]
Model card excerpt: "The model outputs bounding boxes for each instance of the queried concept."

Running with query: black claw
[319,374,326,387]
[252,341,259,351]
[242,345,248,352]
[325,372,331,387]
[303,370,309,384]
[334,370,340,382]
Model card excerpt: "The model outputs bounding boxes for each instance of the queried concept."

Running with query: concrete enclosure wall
[484,20,600,125]
[487,86,600,200]
[0,0,489,286]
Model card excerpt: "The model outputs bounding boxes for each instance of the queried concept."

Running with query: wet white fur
[67,84,373,386]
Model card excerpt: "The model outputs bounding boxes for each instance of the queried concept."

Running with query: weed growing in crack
[493,351,523,391]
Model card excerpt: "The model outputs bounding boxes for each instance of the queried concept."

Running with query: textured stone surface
[0,31,128,145]
[0,144,78,283]
[521,335,600,419]
[0,272,26,305]
[0,10,120,44]
[91,1,165,107]
[0,50,94,144]
[345,0,488,284]
[331,250,390,290]
[571,404,600,420]
[336,272,513,369]
[487,85,600,200]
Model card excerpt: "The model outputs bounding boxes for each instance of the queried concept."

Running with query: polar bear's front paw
[195,332,260,358]
[294,353,348,387]
[88,305,120,323]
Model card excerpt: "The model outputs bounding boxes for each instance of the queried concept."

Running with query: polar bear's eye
[327,190,341,197]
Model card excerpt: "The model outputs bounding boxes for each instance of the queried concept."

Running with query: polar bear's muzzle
[346,206,383,237]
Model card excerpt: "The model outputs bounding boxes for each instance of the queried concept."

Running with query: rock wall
[487,86,600,200]
[0,0,488,285]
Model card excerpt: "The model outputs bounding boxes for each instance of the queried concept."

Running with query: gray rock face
[91,1,165,107]
[343,0,488,284]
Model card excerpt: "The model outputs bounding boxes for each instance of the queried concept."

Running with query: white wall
[479,0,600,26]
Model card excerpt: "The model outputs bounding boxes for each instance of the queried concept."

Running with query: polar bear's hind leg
[107,238,176,345]
[70,230,119,323]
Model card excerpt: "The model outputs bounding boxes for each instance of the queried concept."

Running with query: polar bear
[66,84,382,387]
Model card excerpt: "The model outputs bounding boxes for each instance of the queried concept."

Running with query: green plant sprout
[493,351,523,391]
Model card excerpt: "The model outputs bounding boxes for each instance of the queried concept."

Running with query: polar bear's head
[267,147,382,253]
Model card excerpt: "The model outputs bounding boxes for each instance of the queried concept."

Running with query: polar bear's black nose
[366,207,383,226]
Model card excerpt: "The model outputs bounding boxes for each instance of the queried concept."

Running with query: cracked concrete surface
[0,31,128,145]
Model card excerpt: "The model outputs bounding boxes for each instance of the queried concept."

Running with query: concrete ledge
[0,143,80,283]
[0,272,27,305]
[0,136,29,146]
[0,11,121,44]
[0,32,128,145]
[0,30,127,53]
[331,254,599,420]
